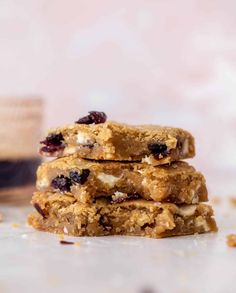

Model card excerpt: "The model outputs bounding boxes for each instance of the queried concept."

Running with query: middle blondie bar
[37,156,207,204]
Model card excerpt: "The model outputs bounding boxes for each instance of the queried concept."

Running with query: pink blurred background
[0,0,236,194]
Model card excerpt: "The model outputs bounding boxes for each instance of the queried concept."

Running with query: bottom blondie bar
[28,192,217,238]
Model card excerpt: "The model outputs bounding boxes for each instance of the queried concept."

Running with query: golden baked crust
[40,121,195,165]
[36,157,207,204]
[28,191,217,238]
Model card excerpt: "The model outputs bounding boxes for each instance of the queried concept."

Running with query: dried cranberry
[69,169,90,185]
[41,133,64,146]
[33,203,47,219]
[60,240,74,245]
[148,143,168,156]
[51,175,72,192]
[40,133,65,153]
[75,111,107,124]
[40,145,65,154]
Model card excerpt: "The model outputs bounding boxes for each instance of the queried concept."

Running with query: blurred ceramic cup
[0,97,44,202]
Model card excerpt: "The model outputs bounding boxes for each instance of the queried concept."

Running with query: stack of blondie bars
[28,111,217,238]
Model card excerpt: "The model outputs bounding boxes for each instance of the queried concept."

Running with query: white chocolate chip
[37,178,50,189]
[77,132,95,145]
[63,226,69,234]
[177,205,197,217]
[142,155,155,165]
[112,192,128,202]
[142,155,170,166]
[97,173,120,187]
[154,202,162,207]
[64,146,77,155]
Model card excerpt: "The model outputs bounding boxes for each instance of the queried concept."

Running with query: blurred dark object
[0,159,40,188]
[0,97,43,202]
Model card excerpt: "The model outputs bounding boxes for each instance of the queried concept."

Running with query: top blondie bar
[40,111,195,165]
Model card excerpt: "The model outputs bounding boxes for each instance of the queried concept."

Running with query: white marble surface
[0,198,236,293]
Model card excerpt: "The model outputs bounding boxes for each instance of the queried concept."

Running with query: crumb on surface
[227,234,236,247]
[0,213,3,222]
[229,197,236,206]
[11,223,20,228]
